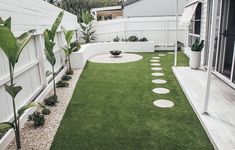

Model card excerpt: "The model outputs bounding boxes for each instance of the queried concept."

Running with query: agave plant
[0,17,39,149]
[44,11,64,98]
[61,26,78,74]
[191,38,204,52]
[80,11,96,43]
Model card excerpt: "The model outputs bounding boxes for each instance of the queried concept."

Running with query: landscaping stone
[152,88,170,94]
[152,79,167,84]
[151,67,162,71]
[150,60,159,62]
[153,100,174,108]
[151,63,161,66]
[152,56,160,59]
[158,54,166,56]
[151,73,164,76]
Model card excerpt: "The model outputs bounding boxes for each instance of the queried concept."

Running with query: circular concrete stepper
[151,72,164,77]
[88,53,143,63]
[152,88,170,94]
[150,60,160,62]
[158,54,166,57]
[152,56,160,59]
[152,79,167,84]
[151,63,161,66]
[153,100,174,108]
[151,67,162,71]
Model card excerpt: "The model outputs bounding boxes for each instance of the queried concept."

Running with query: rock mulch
[7,70,82,150]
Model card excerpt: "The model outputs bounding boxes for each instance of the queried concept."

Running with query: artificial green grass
[50,52,213,150]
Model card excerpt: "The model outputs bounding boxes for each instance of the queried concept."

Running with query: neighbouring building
[91,6,123,21]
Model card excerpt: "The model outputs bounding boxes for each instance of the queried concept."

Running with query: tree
[0,17,39,149]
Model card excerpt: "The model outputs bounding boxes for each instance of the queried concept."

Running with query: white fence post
[35,34,48,88]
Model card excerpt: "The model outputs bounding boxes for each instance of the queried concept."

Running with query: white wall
[0,0,78,123]
[71,41,155,69]
[92,17,186,48]
[123,0,187,18]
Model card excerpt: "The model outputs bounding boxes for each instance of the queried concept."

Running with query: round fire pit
[110,50,122,56]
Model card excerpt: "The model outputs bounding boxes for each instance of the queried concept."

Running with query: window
[188,3,202,47]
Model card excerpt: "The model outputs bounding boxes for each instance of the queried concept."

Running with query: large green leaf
[44,30,56,66]
[51,11,64,41]
[0,122,14,133]
[0,26,17,65]
[17,102,38,116]
[15,29,36,63]
[0,17,11,29]
[5,84,22,99]
[61,26,74,44]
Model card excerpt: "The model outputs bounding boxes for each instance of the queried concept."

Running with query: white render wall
[0,0,78,123]
[92,17,186,48]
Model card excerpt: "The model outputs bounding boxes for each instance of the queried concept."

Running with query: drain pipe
[203,0,219,115]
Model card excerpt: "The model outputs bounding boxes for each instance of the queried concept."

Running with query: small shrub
[128,36,138,42]
[44,95,58,106]
[28,111,45,127]
[66,70,74,75]
[41,108,51,115]
[139,37,148,42]
[61,75,72,81]
[56,80,69,88]
[113,36,120,42]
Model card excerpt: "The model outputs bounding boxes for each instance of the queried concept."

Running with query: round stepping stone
[152,88,170,94]
[158,54,166,56]
[151,63,161,66]
[152,57,160,59]
[152,73,164,77]
[152,79,167,84]
[150,60,159,62]
[153,100,174,108]
[151,67,162,71]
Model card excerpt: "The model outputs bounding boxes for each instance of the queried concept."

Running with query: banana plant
[80,11,96,43]
[44,11,64,98]
[61,26,78,74]
[0,17,38,149]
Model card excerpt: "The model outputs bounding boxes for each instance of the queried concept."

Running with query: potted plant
[190,39,204,69]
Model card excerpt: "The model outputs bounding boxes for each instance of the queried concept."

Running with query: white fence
[0,0,78,123]
[92,17,186,48]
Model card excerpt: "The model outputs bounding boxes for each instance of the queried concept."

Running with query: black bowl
[110,50,122,56]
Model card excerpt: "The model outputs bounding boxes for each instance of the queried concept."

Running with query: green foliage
[66,70,74,75]
[56,80,69,88]
[191,39,204,52]
[128,36,138,42]
[28,112,45,127]
[0,17,36,149]
[44,95,58,106]
[70,41,81,52]
[61,75,72,81]
[80,11,96,43]
[17,102,39,116]
[41,108,51,115]
[113,36,120,42]
[0,122,14,133]
[44,11,64,97]
[139,37,148,42]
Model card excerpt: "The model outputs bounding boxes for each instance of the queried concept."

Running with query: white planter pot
[190,51,201,69]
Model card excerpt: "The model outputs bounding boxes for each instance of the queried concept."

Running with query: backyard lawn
[50,52,213,150]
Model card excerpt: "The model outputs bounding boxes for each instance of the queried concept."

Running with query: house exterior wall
[184,0,209,65]
[123,0,187,18]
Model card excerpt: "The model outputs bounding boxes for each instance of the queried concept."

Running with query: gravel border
[7,70,82,150]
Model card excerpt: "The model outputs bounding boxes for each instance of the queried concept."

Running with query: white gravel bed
[7,70,82,150]
[89,53,143,63]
